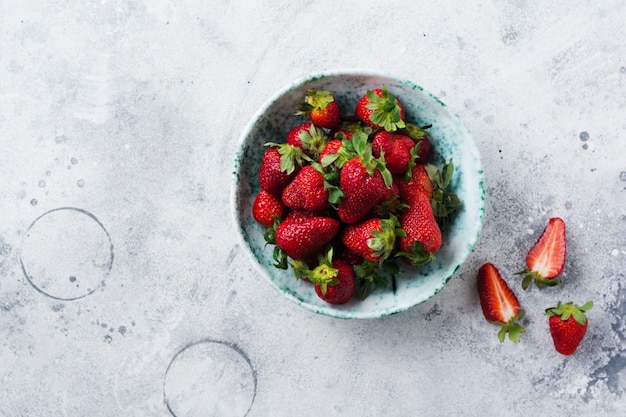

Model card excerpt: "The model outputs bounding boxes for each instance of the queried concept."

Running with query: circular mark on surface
[20,207,114,300]
[620,171,626,182]
[164,340,257,417]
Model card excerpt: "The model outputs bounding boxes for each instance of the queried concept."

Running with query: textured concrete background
[1,1,626,416]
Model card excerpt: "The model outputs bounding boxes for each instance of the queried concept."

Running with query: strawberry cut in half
[545,301,593,355]
[516,217,566,290]
[477,263,525,343]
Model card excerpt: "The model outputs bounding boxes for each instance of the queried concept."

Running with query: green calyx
[298,124,328,159]
[365,85,406,132]
[354,259,398,300]
[294,247,339,295]
[264,142,311,174]
[493,310,526,343]
[296,90,335,114]
[350,131,393,188]
[320,138,354,170]
[264,217,288,270]
[545,301,593,325]
[401,123,432,140]
[516,269,561,291]
[425,158,462,229]
[395,240,435,268]
[367,215,405,262]
[370,193,408,217]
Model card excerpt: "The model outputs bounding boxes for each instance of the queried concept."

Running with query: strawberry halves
[477,263,525,343]
[517,217,566,290]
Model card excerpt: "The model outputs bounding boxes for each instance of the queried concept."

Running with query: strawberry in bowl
[231,70,485,319]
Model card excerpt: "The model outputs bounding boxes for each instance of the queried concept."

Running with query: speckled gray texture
[1,1,626,416]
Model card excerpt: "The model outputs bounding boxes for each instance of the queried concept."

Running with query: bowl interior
[232,71,485,319]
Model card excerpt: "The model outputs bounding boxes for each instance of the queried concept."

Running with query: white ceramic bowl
[231,70,485,319]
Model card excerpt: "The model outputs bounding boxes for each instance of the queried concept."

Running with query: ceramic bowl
[231,70,485,319]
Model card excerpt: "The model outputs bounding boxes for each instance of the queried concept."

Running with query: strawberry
[516,217,566,290]
[341,215,404,263]
[319,138,354,170]
[314,258,355,304]
[355,85,406,132]
[291,247,356,304]
[394,164,441,264]
[397,163,434,201]
[258,144,305,196]
[336,132,392,224]
[545,301,593,355]
[281,165,330,212]
[252,190,285,227]
[275,214,339,260]
[296,90,341,129]
[477,263,526,343]
[397,193,442,265]
[372,131,420,175]
[286,122,328,160]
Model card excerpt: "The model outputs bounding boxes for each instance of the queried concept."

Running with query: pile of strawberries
[477,217,594,355]
[252,86,461,305]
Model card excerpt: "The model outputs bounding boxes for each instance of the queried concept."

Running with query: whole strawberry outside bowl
[231,70,485,319]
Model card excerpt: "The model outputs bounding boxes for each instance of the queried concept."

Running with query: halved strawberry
[477,263,525,343]
[516,217,566,290]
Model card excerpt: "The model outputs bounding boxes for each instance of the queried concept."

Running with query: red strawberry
[355,85,406,132]
[546,301,593,355]
[275,215,339,260]
[517,217,566,290]
[341,215,404,263]
[337,157,389,224]
[252,190,285,227]
[258,145,304,196]
[319,139,342,162]
[296,90,341,129]
[477,263,526,343]
[281,165,330,212]
[397,164,434,201]
[314,258,355,304]
[286,122,328,160]
[397,193,442,265]
[336,132,392,224]
[399,161,461,229]
[372,131,420,175]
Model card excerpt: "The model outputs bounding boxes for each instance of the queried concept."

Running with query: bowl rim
[230,69,485,319]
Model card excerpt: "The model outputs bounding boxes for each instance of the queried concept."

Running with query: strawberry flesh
[518,217,566,290]
[477,263,525,342]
